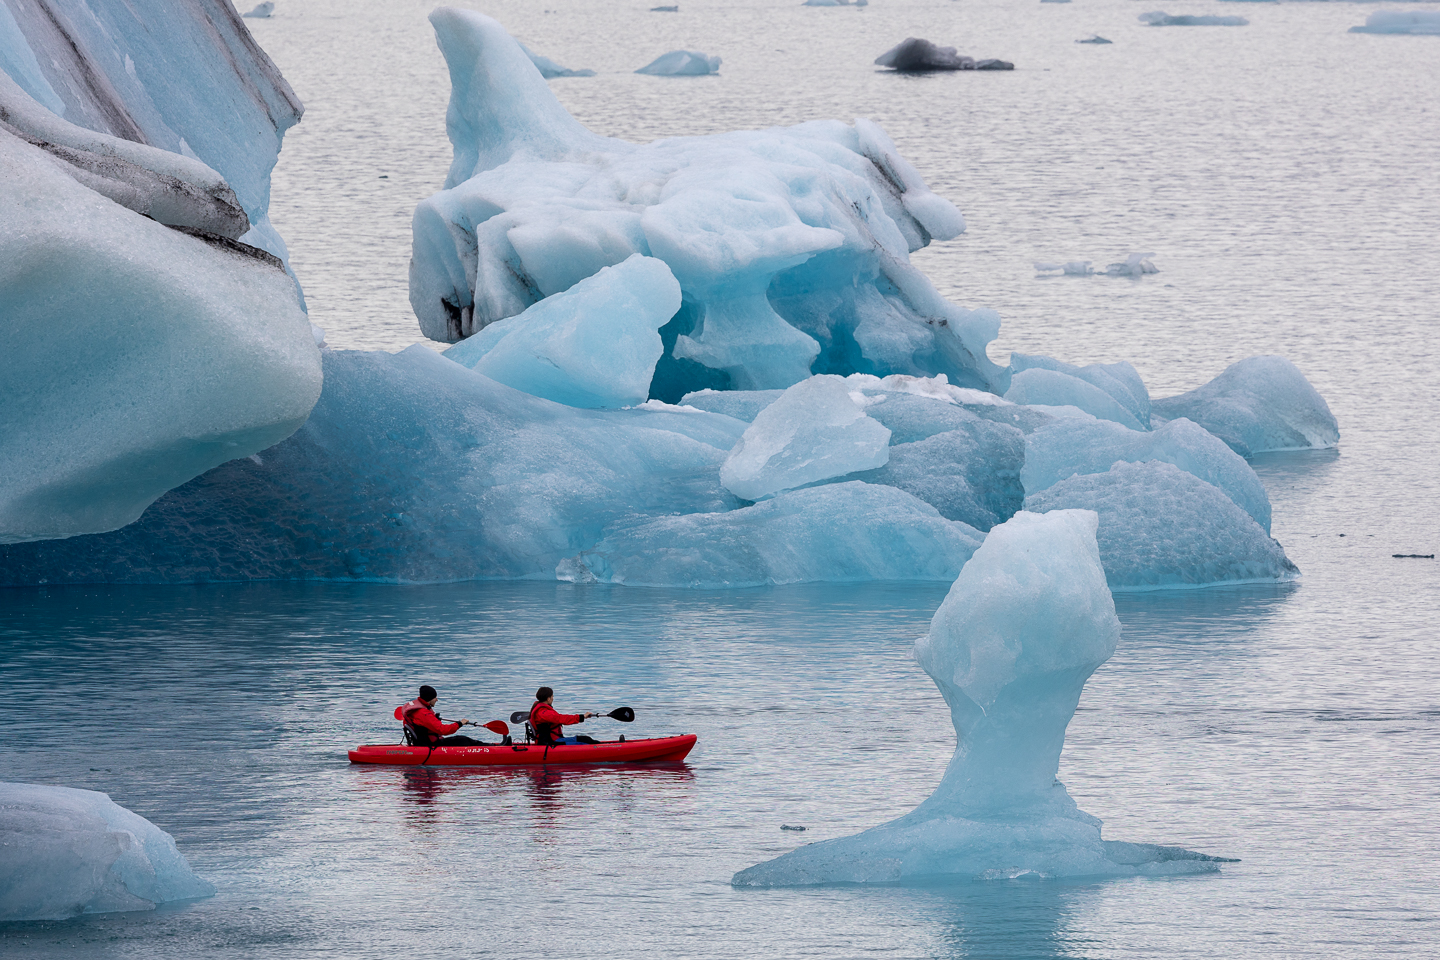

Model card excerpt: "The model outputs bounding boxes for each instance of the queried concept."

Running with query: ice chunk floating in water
[733,510,1233,886]
[242,1,274,17]
[410,9,1003,398]
[1349,12,1440,35]
[1139,12,1248,26]
[874,39,1012,71]
[636,50,720,75]
[0,782,214,922]
[1150,356,1339,457]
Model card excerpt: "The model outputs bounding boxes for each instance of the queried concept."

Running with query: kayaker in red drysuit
[399,685,482,746]
[529,686,598,745]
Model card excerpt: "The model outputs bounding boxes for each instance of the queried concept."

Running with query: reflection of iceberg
[0,782,214,922]
[1151,356,1339,457]
[1140,11,1249,25]
[518,42,596,78]
[1349,12,1440,35]
[733,510,1234,886]
[635,49,721,75]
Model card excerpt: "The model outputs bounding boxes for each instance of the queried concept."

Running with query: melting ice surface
[0,782,213,922]
[733,510,1234,886]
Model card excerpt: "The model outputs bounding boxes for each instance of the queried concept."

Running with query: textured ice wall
[410,9,1003,399]
[1151,356,1339,457]
[0,121,321,544]
[0,782,213,922]
[733,510,1231,886]
[0,0,302,261]
[1026,461,1297,589]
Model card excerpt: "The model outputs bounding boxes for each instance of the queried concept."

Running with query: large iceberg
[1023,416,1271,531]
[1150,356,1339,457]
[1025,461,1297,589]
[444,254,679,408]
[1349,12,1440,35]
[733,510,1232,886]
[409,9,1003,401]
[720,376,891,501]
[558,482,982,587]
[0,782,213,922]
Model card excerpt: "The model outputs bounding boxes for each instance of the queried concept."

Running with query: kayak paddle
[508,707,635,723]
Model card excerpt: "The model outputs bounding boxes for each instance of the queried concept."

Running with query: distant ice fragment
[445,255,679,408]
[1077,35,1114,44]
[1150,356,1339,457]
[720,376,891,501]
[636,50,721,75]
[242,2,274,17]
[1104,253,1158,276]
[558,482,981,587]
[1035,260,1095,275]
[1022,417,1272,531]
[0,782,214,922]
[1139,12,1248,26]
[876,39,977,69]
[1025,461,1297,589]
[651,4,679,9]
[733,510,1230,886]
[1349,12,1440,34]
[519,43,596,78]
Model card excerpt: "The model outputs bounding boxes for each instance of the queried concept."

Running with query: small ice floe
[651,4,679,9]
[781,824,808,831]
[520,43,596,78]
[1041,0,1071,4]
[804,0,867,6]
[1105,253,1158,277]
[242,1,274,17]
[1140,11,1248,25]
[1035,260,1095,276]
[1077,34,1114,44]
[1349,12,1440,35]
[875,38,1013,71]
[636,50,721,75]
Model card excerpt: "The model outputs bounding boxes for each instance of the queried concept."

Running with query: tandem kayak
[348,734,697,767]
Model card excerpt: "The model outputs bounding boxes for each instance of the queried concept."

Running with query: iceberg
[635,50,720,76]
[409,9,1003,400]
[1009,353,1151,427]
[733,510,1232,886]
[1104,253,1158,277]
[1077,35,1114,44]
[0,101,322,545]
[558,482,982,587]
[0,782,213,922]
[1349,12,1440,35]
[518,42,596,79]
[1150,356,1339,457]
[1005,369,1147,430]
[847,423,1025,530]
[242,1,274,17]
[1139,12,1249,26]
[680,388,784,422]
[874,39,1014,72]
[0,0,303,262]
[1023,417,1272,531]
[1025,461,1297,589]
[445,255,680,408]
[720,376,891,501]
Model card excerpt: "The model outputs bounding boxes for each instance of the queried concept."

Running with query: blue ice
[1150,356,1339,457]
[635,50,721,75]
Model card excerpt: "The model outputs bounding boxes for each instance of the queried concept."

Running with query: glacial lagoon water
[4,0,1440,954]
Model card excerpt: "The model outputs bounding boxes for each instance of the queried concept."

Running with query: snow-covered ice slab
[1025,461,1297,589]
[410,9,1003,398]
[1140,12,1248,26]
[1349,12,1440,35]
[0,0,303,262]
[0,782,213,922]
[1023,417,1271,531]
[445,255,679,408]
[720,376,891,501]
[1150,356,1339,457]
[0,115,322,545]
[733,510,1232,886]
[557,482,981,587]
[635,50,720,75]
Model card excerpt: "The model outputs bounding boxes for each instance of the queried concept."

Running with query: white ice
[1023,416,1273,531]
[444,255,679,408]
[1025,461,1297,589]
[410,10,1002,400]
[720,375,891,501]
[1150,355,1339,457]
[1035,260,1095,275]
[1104,252,1158,276]
[732,510,1231,886]
[1,112,322,544]
[0,782,213,922]
[1139,12,1248,26]
[635,50,721,75]
[242,2,274,18]
[557,481,982,587]
[519,42,595,78]
[1349,12,1440,34]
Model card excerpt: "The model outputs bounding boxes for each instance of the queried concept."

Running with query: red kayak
[348,734,696,767]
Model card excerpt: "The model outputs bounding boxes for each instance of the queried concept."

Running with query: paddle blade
[483,720,509,736]
[510,711,529,725]
[607,707,635,723]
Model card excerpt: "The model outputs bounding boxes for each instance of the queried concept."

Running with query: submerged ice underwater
[3,0,1439,955]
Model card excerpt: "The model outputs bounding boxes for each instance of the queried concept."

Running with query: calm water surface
[4,0,1440,955]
